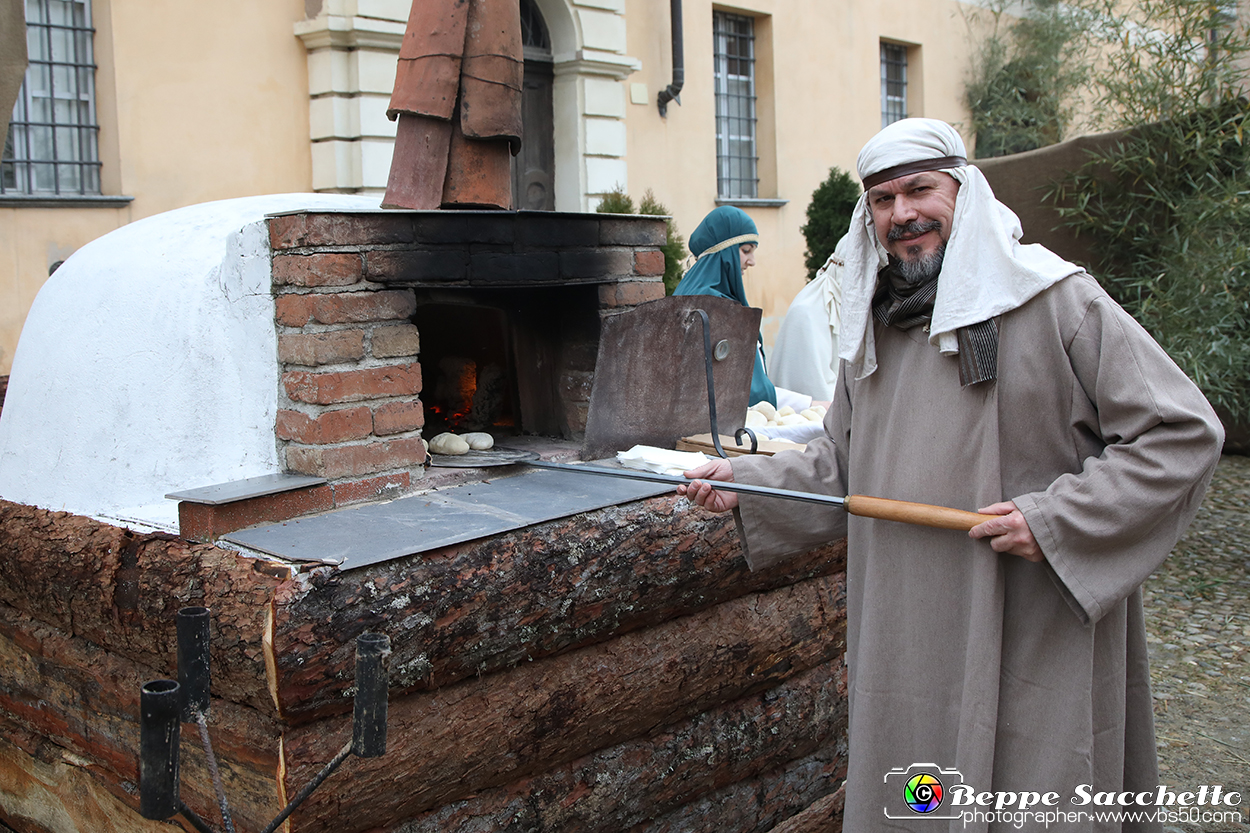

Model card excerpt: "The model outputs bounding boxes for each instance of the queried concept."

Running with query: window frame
[880,41,908,128]
[2,0,103,198]
[713,10,759,201]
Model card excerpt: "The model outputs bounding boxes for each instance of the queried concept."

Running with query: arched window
[520,0,552,58]
[513,0,555,210]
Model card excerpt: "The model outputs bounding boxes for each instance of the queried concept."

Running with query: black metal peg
[352,632,391,758]
[139,679,181,820]
[177,606,211,721]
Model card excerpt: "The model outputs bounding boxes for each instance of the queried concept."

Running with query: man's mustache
[888,220,942,242]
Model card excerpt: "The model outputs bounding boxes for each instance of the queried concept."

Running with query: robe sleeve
[729,362,853,570]
[1012,295,1224,626]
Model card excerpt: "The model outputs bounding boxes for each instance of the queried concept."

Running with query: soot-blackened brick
[560,249,634,280]
[598,217,667,247]
[412,213,514,246]
[515,215,600,249]
[470,252,560,284]
[365,249,469,283]
[269,212,413,249]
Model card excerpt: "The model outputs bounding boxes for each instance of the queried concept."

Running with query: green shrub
[1040,0,1250,420]
[1049,99,1250,420]
[800,167,860,281]
[596,187,688,295]
[963,0,1250,419]
[963,0,1087,158]
[596,186,635,215]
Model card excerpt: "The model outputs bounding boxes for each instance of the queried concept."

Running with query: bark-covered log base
[282,574,847,832]
[763,785,846,833]
[271,494,846,723]
[0,724,176,833]
[0,495,849,833]
[391,661,847,833]
[0,601,283,832]
[0,501,282,710]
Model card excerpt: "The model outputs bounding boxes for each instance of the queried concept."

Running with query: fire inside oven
[412,286,601,442]
[414,302,517,436]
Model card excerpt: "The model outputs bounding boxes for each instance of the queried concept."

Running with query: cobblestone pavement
[1144,454,1250,833]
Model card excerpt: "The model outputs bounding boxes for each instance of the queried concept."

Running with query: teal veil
[674,206,777,406]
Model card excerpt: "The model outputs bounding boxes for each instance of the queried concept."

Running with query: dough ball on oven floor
[429,432,470,455]
[459,432,494,451]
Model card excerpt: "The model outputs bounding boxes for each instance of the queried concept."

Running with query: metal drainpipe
[657,0,684,117]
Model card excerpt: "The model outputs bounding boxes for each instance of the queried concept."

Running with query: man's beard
[888,220,946,284]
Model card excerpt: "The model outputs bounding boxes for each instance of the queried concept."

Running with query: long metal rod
[196,714,236,833]
[260,741,352,833]
[178,802,218,833]
[689,309,728,459]
[526,459,847,507]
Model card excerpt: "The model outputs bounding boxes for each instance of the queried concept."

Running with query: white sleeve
[773,386,812,411]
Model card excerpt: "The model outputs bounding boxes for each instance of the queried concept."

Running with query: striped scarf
[872,265,999,386]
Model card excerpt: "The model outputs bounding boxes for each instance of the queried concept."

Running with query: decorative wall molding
[294,1,638,208]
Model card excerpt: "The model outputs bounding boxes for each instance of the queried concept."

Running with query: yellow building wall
[0,0,313,375]
[622,0,983,346]
[2,0,991,376]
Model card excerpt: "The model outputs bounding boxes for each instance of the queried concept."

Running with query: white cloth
[751,421,825,445]
[773,386,812,413]
[770,237,848,401]
[839,117,1083,381]
[616,445,709,476]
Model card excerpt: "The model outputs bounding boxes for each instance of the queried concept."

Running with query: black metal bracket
[688,308,728,459]
[734,427,759,454]
[139,607,390,832]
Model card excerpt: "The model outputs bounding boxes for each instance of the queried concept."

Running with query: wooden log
[0,721,179,833]
[0,601,283,832]
[280,573,847,833]
[379,659,845,832]
[270,495,846,723]
[634,755,845,833]
[0,500,282,711]
[762,786,846,833]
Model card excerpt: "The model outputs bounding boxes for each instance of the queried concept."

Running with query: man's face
[867,171,960,277]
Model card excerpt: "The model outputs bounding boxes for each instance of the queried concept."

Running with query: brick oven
[0,201,849,833]
[266,209,664,465]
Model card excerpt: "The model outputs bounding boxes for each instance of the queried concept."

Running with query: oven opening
[414,303,519,438]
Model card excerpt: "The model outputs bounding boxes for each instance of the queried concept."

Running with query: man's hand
[969,501,1043,562]
[678,458,738,513]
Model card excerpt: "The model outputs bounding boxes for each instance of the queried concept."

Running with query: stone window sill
[0,194,134,208]
[715,197,789,208]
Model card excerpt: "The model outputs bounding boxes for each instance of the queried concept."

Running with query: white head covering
[839,118,1083,380]
[770,234,848,401]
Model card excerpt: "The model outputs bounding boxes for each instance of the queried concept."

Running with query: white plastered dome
[0,194,381,530]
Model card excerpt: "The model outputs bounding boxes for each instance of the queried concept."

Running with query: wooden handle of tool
[845,495,995,531]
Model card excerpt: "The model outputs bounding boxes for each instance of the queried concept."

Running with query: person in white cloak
[680,118,1224,832]
[769,236,848,401]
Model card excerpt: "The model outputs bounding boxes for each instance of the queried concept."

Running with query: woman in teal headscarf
[674,206,811,409]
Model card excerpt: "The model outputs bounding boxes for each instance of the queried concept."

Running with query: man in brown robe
[383,0,523,210]
[682,118,1225,832]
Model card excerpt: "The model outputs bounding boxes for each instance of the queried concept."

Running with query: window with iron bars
[2,0,101,196]
[713,11,757,200]
[880,42,907,128]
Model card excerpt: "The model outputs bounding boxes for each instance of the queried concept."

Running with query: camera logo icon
[883,763,964,820]
[904,772,945,813]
